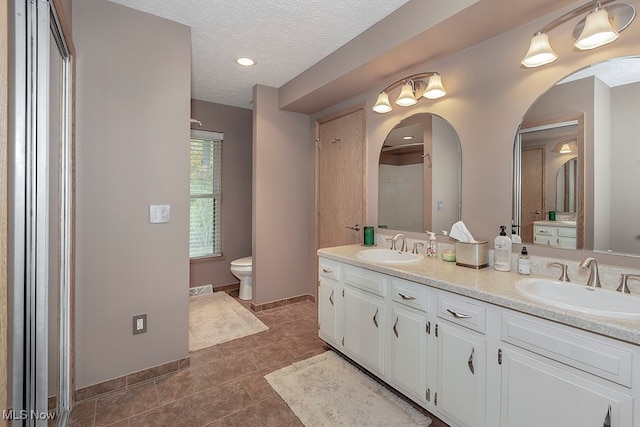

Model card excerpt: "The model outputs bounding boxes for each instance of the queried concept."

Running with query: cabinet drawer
[343,265,386,297]
[501,313,633,387]
[390,278,428,312]
[533,235,552,245]
[437,293,486,334]
[534,225,556,236]
[557,227,576,238]
[318,258,341,281]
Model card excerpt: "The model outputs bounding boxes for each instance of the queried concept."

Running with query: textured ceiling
[109,0,411,109]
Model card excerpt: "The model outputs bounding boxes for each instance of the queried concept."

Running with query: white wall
[73,0,191,388]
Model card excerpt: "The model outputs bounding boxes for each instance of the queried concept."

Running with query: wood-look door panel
[317,108,366,249]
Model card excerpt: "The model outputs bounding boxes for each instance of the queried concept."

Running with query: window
[190,130,223,258]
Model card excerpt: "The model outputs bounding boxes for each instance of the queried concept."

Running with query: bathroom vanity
[317,245,640,427]
[533,220,577,249]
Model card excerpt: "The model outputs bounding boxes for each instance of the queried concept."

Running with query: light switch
[437,201,445,211]
[150,204,170,223]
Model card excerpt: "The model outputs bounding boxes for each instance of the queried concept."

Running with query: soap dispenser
[494,225,512,272]
[426,231,437,257]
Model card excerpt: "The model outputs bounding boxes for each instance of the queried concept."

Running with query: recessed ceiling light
[236,57,256,66]
[402,136,413,140]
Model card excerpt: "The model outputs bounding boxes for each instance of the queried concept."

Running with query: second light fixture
[373,72,446,114]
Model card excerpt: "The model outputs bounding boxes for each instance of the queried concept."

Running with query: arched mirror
[513,56,640,256]
[378,113,461,233]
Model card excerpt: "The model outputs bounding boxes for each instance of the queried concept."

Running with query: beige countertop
[318,244,640,346]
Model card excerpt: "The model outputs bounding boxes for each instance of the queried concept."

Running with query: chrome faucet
[579,257,601,288]
[617,274,640,294]
[390,233,407,252]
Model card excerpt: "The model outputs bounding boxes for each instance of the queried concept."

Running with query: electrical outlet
[149,205,170,223]
[133,314,147,335]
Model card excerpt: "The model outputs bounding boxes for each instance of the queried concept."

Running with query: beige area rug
[265,351,432,427]
[189,291,268,351]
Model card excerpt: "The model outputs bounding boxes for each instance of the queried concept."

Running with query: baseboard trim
[251,293,315,312]
[74,356,190,402]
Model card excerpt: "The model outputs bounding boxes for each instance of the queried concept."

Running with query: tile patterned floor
[69,299,448,426]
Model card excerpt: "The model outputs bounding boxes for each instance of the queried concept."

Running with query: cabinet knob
[393,317,399,337]
[398,292,416,301]
[603,404,611,427]
[329,290,334,306]
[468,348,475,375]
[446,308,472,319]
[372,308,379,328]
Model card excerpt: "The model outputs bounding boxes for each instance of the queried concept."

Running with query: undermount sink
[515,278,640,320]
[356,248,424,265]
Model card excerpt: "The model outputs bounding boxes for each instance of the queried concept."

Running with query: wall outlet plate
[133,314,147,335]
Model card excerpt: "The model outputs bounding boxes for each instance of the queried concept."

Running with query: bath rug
[265,351,432,427]
[189,291,268,351]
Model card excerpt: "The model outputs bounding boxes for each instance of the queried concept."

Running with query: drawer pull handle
[447,308,472,319]
[322,268,333,274]
[373,308,379,328]
[398,293,416,301]
[603,404,611,427]
[329,290,334,306]
[468,348,475,375]
[393,317,399,337]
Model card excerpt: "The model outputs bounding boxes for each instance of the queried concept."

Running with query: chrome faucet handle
[548,262,570,282]
[386,238,396,250]
[412,242,425,254]
[617,274,640,294]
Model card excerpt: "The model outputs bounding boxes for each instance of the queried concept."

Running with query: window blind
[190,130,223,258]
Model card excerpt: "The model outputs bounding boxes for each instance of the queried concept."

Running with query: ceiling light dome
[236,57,256,66]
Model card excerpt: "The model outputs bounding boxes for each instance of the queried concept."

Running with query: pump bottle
[494,225,512,272]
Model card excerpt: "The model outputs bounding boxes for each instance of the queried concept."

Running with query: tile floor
[69,298,448,426]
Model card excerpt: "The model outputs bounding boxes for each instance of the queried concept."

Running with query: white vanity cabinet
[388,278,429,404]
[341,265,387,376]
[434,293,487,427]
[533,223,577,249]
[316,253,640,427]
[498,312,634,427]
[317,258,340,346]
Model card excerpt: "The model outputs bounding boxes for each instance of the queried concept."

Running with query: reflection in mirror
[378,113,461,233]
[513,56,640,257]
[556,157,577,212]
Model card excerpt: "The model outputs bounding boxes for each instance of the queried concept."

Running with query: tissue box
[455,241,489,269]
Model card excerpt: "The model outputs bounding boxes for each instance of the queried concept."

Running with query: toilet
[230,256,253,300]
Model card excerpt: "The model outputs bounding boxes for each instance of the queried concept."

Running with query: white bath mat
[265,351,432,427]
[189,291,268,351]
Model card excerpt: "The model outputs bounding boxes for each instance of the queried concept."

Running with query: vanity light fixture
[560,142,573,153]
[373,72,446,114]
[521,0,636,68]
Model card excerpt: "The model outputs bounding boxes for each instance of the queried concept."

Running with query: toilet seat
[231,256,252,267]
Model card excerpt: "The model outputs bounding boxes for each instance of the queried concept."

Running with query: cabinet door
[343,286,385,375]
[389,305,428,403]
[436,322,486,427]
[500,347,633,427]
[318,277,338,346]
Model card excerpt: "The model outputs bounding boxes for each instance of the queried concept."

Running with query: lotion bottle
[426,231,437,257]
[494,225,512,272]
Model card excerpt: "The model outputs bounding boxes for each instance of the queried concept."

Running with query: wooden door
[521,146,545,244]
[317,107,366,249]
